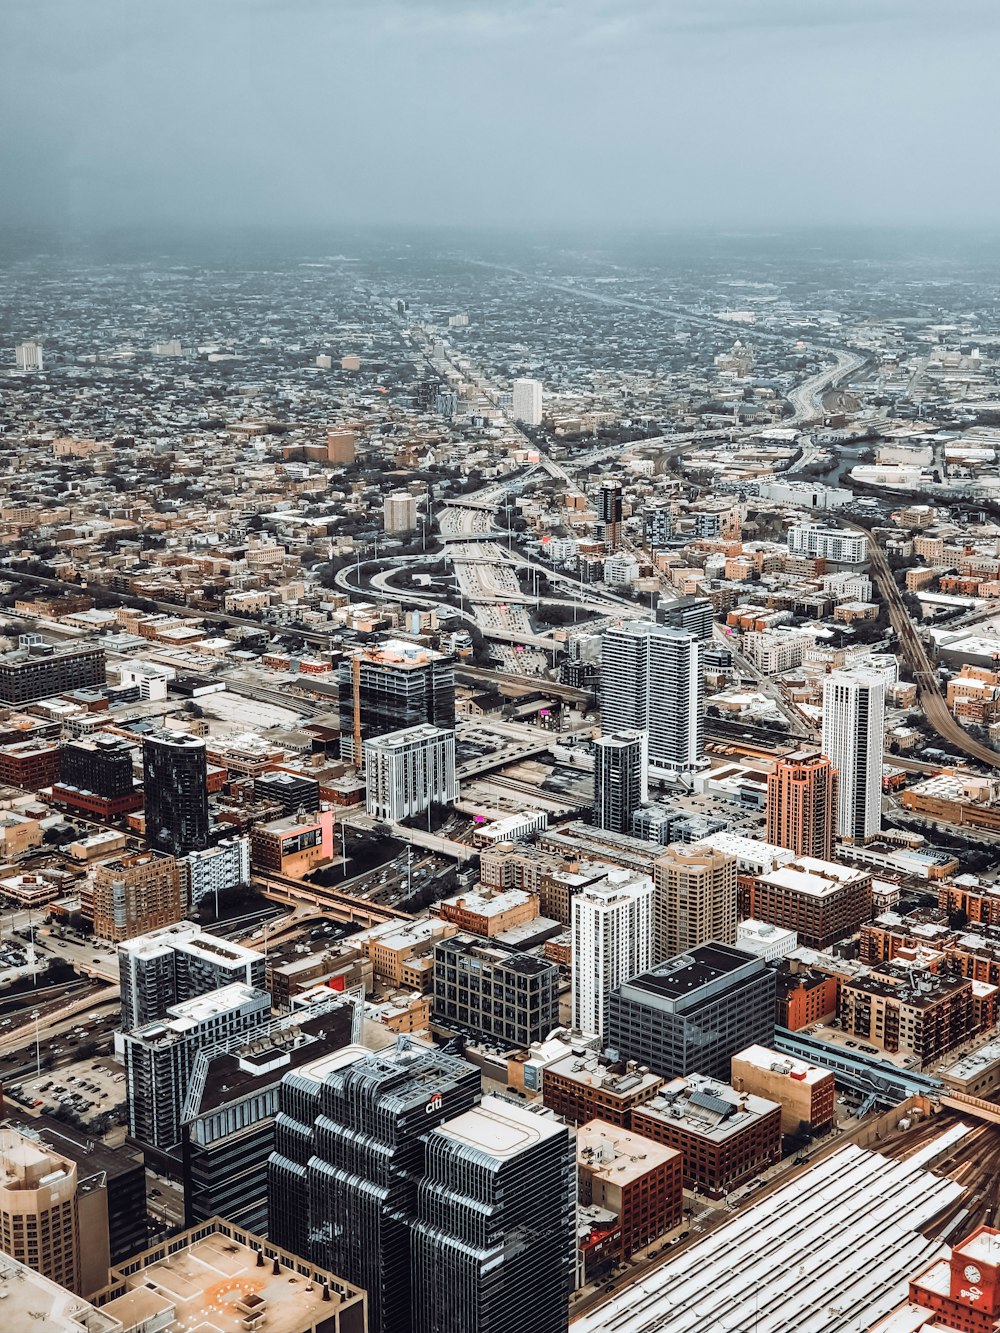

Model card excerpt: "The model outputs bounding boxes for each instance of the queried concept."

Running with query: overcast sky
[2,0,998,235]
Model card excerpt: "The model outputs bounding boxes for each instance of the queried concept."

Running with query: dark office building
[60,735,134,796]
[594,731,647,834]
[337,641,455,762]
[412,1096,575,1333]
[0,637,105,705]
[142,731,210,856]
[655,595,715,642]
[182,996,358,1235]
[560,657,599,690]
[254,770,320,814]
[432,935,560,1049]
[269,1043,481,1333]
[597,480,624,549]
[606,942,776,1082]
[54,734,142,819]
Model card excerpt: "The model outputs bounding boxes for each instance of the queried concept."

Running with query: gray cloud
[1,0,998,234]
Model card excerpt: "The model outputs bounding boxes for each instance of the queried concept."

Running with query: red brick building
[740,856,872,951]
[577,1119,683,1271]
[875,1225,1000,1332]
[0,741,61,791]
[632,1073,782,1198]
[775,963,841,1030]
[542,1051,663,1128]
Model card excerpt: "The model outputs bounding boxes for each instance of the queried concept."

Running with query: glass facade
[412,1099,575,1333]
[269,1047,480,1333]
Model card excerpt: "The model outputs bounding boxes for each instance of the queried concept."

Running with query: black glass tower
[412,1095,575,1333]
[269,1043,481,1333]
[142,731,210,856]
[337,642,455,762]
[593,730,647,833]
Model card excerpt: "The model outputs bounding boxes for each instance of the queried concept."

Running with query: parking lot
[804,1019,921,1069]
[0,937,38,987]
[6,1053,126,1124]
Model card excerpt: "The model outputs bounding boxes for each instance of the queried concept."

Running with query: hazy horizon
[3,0,999,238]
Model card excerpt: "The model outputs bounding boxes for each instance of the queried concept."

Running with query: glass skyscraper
[269,1043,481,1333]
[412,1095,575,1333]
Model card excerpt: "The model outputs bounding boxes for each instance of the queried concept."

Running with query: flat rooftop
[0,640,100,665]
[692,830,795,869]
[578,1118,679,1186]
[940,1041,1000,1081]
[439,886,534,916]
[737,918,798,944]
[546,1051,662,1099]
[621,942,763,1003]
[733,1043,832,1086]
[98,1220,365,1333]
[175,933,262,967]
[275,1041,369,1090]
[954,1226,1000,1270]
[434,1093,564,1160]
[0,1128,73,1192]
[637,1074,780,1142]
[760,856,869,898]
[119,920,202,958]
[352,638,449,666]
[135,984,267,1043]
[365,722,453,749]
[438,934,555,975]
[573,1138,965,1333]
[0,1254,118,1333]
[193,1003,358,1115]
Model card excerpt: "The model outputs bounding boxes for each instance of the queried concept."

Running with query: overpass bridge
[455,664,593,705]
[939,1091,1000,1124]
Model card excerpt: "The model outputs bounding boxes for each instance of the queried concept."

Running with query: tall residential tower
[767,750,838,860]
[511,377,543,426]
[653,842,737,960]
[593,730,648,833]
[572,871,654,1039]
[600,622,703,775]
[821,671,886,844]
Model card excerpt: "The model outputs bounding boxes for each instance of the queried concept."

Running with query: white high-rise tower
[572,870,654,1040]
[15,340,43,371]
[600,621,703,774]
[821,670,886,844]
[511,377,543,426]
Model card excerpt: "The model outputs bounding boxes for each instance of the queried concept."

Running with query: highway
[0,984,120,1059]
[254,871,415,923]
[785,348,867,424]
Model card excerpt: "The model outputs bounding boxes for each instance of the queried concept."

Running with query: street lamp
[28,907,37,989]
[31,1009,40,1078]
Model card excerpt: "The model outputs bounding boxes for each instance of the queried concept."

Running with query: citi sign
[425,1092,444,1114]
